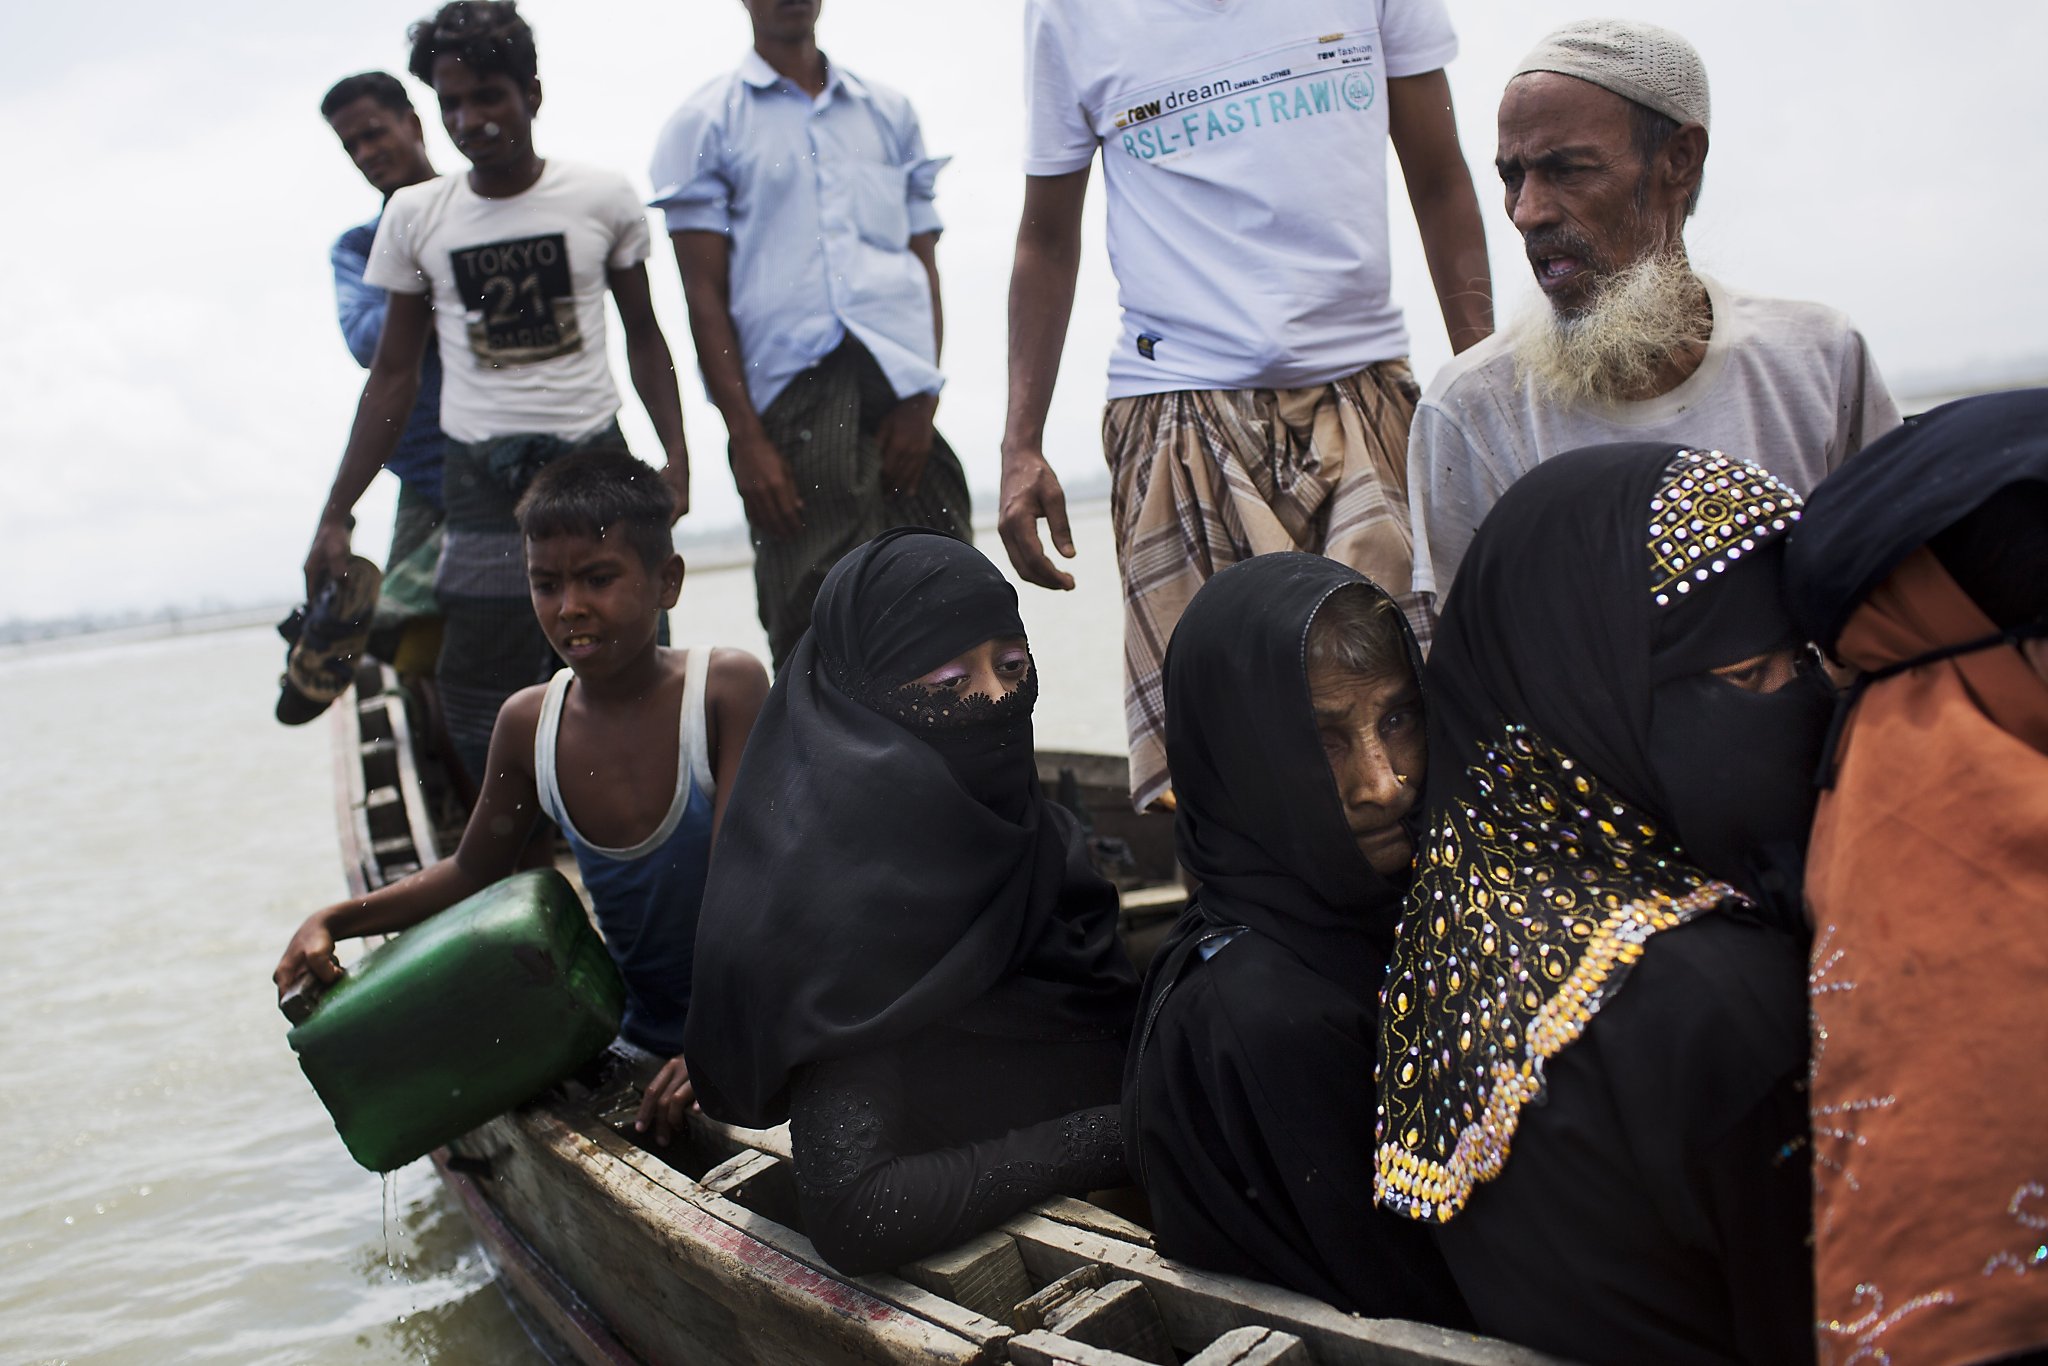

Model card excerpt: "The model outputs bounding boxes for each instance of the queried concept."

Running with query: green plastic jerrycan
[287,868,626,1172]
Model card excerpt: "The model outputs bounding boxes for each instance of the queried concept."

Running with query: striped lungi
[1104,359,1422,812]
[750,338,972,670]
[434,420,628,785]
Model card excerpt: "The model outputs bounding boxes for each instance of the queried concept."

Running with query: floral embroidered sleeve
[786,1050,1125,1276]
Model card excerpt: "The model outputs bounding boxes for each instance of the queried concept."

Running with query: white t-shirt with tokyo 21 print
[1023,0,1458,399]
[365,159,652,443]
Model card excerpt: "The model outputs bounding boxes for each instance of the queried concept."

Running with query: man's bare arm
[908,230,944,362]
[609,261,691,520]
[999,169,1090,591]
[1388,70,1493,355]
[669,230,803,540]
[305,291,431,595]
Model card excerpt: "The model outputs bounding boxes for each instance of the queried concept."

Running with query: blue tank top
[533,650,715,1055]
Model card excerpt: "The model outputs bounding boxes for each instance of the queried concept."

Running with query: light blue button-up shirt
[650,52,949,414]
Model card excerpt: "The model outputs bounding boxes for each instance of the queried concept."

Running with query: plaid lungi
[1104,359,1422,812]
[750,338,972,670]
[435,420,627,784]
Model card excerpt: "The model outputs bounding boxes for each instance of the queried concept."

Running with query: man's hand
[876,393,938,498]
[273,911,345,1000]
[303,515,354,601]
[998,446,1078,590]
[660,455,691,524]
[635,1054,698,1145]
[731,432,804,541]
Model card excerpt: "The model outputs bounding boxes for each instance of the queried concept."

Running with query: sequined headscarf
[1375,445,1818,1223]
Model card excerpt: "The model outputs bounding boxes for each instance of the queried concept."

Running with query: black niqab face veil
[683,531,1136,1129]
[1163,554,1420,991]
[1375,446,1828,1224]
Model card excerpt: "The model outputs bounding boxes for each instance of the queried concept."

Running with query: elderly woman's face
[1308,660,1426,874]
[909,635,1032,703]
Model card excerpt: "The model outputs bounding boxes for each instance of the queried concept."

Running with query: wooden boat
[330,662,1556,1366]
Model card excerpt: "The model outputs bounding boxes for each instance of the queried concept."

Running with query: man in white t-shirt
[1407,19,1899,614]
[999,0,1493,811]
[301,0,691,784]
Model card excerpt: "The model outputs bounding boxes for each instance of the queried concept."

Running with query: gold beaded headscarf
[1374,447,1804,1223]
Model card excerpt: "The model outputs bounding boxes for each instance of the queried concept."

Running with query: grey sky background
[2,0,2042,620]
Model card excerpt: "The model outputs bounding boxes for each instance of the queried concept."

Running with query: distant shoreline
[0,493,1111,660]
[3,362,2031,659]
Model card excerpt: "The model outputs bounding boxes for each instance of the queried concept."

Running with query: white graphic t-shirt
[1023,0,1457,398]
[366,159,652,442]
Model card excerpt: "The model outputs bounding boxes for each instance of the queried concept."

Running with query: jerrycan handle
[279,971,332,1027]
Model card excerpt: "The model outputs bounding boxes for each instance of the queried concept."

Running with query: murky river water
[0,519,1125,1364]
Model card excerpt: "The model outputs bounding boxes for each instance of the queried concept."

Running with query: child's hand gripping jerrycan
[283,869,625,1172]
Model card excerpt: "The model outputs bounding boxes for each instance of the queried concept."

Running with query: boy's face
[526,532,682,678]
[431,56,540,172]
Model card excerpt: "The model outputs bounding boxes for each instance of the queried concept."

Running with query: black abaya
[1375,446,1826,1366]
[683,530,1137,1272]
[1123,553,1468,1323]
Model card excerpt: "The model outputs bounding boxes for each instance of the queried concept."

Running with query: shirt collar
[738,49,860,101]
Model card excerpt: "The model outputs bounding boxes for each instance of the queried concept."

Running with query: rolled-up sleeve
[649,98,733,235]
[893,107,948,238]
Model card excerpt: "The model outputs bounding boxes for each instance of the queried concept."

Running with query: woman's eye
[996,654,1030,677]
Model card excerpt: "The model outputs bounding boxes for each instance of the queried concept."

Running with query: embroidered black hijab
[1375,445,1827,1223]
[684,530,1136,1129]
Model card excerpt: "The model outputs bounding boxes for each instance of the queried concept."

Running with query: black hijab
[1161,553,1419,987]
[1123,554,1471,1324]
[1787,388,2048,652]
[1375,445,1831,1225]
[684,531,1136,1129]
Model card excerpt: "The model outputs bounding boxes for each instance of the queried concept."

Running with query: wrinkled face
[909,635,1032,704]
[327,96,429,196]
[432,57,539,171]
[1496,73,1669,316]
[742,0,820,43]
[525,532,681,678]
[1308,662,1426,875]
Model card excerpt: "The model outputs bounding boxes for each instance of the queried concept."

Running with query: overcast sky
[2,0,2042,620]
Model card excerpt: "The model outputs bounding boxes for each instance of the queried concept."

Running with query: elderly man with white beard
[1406,19,1899,617]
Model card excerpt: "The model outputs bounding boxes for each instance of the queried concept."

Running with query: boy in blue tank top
[273,448,769,1145]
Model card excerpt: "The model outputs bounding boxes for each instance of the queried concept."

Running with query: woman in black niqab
[1375,445,1827,1366]
[684,529,1137,1275]
[1121,552,1469,1324]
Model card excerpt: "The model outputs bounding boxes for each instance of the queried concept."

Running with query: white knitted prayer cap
[1513,19,1710,131]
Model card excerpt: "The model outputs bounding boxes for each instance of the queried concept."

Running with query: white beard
[1508,251,1712,406]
